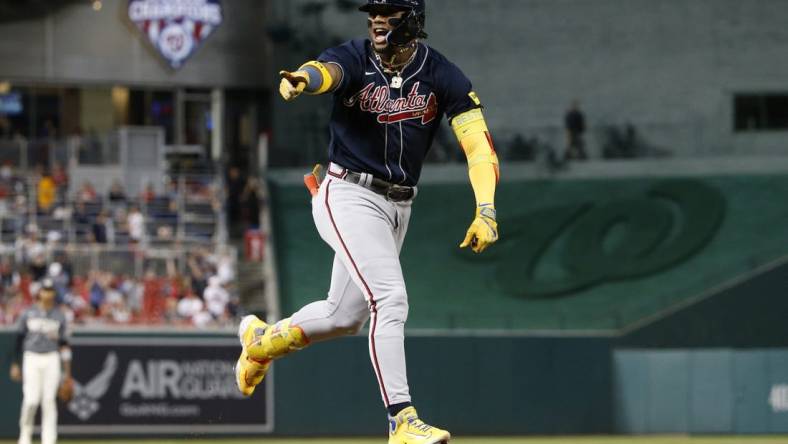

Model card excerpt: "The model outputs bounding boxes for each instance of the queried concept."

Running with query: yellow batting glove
[459,205,499,253]
[279,70,308,101]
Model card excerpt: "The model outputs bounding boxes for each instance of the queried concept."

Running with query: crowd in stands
[0,162,223,246]
[0,163,245,329]
[0,246,240,329]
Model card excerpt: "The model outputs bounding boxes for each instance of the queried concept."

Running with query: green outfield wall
[0,331,612,438]
[270,174,788,332]
[614,349,788,434]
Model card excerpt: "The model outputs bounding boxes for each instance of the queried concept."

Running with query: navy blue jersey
[318,39,479,186]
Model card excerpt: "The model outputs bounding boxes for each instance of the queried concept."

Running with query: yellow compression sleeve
[451,108,500,207]
[298,61,334,95]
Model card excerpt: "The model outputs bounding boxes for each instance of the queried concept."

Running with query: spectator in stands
[119,275,143,316]
[108,180,127,202]
[176,289,204,322]
[240,177,263,229]
[156,225,174,241]
[16,226,44,265]
[226,166,244,236]
[28,253,47,282]
[210,251,235,285]
[127,205,145,244]
[140,182,156,204]
[77,180,97,203]
[164,178,179,201]
[104,281,131,323]
[203,276,229,320]
[36,169,57,212]
[88,271,106,313]
[73,200,90,227]
[91,210,110,244]
[0,257,19,289]
[48,262,67,302]
[3,286,25,323]
[187,252,209,298]
[564,100,588,160]
[51,162,68,191]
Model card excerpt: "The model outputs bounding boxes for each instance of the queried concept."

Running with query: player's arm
[279,61,343,101]
[452,106,500,254]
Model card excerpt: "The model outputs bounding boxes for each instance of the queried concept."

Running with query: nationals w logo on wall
[455,180,726,298]
[128,0,223,69]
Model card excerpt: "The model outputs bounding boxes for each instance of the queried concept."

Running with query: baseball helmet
[360,0,427,47]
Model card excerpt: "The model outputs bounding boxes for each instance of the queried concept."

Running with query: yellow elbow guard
[299,61,334,95]
[452,108,500,182]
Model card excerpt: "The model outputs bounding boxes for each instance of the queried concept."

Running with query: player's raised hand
[460,205,498,253]
[279,70,308,101]
[10,363,21,382]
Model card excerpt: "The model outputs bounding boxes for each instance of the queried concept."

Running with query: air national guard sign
[128,0,223,69]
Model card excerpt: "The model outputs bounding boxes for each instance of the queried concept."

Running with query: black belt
[328,165,415,202]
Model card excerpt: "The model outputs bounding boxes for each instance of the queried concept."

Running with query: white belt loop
[328,162,347,179]
[358,172,374,188]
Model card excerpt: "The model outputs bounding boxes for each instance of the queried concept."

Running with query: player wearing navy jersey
[235,1,499,442]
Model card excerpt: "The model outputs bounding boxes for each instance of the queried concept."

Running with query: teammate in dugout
[10,278,73,444]
[235,1,498,442]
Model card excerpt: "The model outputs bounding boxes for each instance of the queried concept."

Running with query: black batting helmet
[360,0,427,46]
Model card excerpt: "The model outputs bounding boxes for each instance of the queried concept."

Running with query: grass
[2,437,788,444]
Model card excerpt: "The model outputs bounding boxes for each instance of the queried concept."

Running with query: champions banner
[127,0,223,69]
[58,336,271,435]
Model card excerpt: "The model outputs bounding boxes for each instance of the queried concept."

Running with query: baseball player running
[10,279,72,444]
[236,1,499,442]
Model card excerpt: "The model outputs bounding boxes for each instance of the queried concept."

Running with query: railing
[0,172,226,248]
[0,243,237,283]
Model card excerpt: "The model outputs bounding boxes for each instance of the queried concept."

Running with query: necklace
[374,44,418,89]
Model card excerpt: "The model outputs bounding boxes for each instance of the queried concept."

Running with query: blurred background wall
[0,0,271,87]
[270,0,788,164]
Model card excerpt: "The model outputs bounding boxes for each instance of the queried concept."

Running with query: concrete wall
[270,0,788,160]
[0,0,271,88]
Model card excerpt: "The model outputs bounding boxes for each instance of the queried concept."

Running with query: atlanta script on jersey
[319,39,480,186]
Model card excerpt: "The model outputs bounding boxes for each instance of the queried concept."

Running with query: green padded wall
[0,332,22,438]
[620,261,788,347]
[271,174,788,331]
[614,349,788,434]
[0,331,613,437]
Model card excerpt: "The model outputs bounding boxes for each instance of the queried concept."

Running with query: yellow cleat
[246,317,309,362]
[388,407,451,444]
[235,347,270,397]
[234,315,272,396]
[234,315,310,397]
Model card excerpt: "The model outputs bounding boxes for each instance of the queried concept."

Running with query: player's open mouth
[373,28,388,44]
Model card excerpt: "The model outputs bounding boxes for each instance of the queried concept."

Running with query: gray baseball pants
[290,168,413,407]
